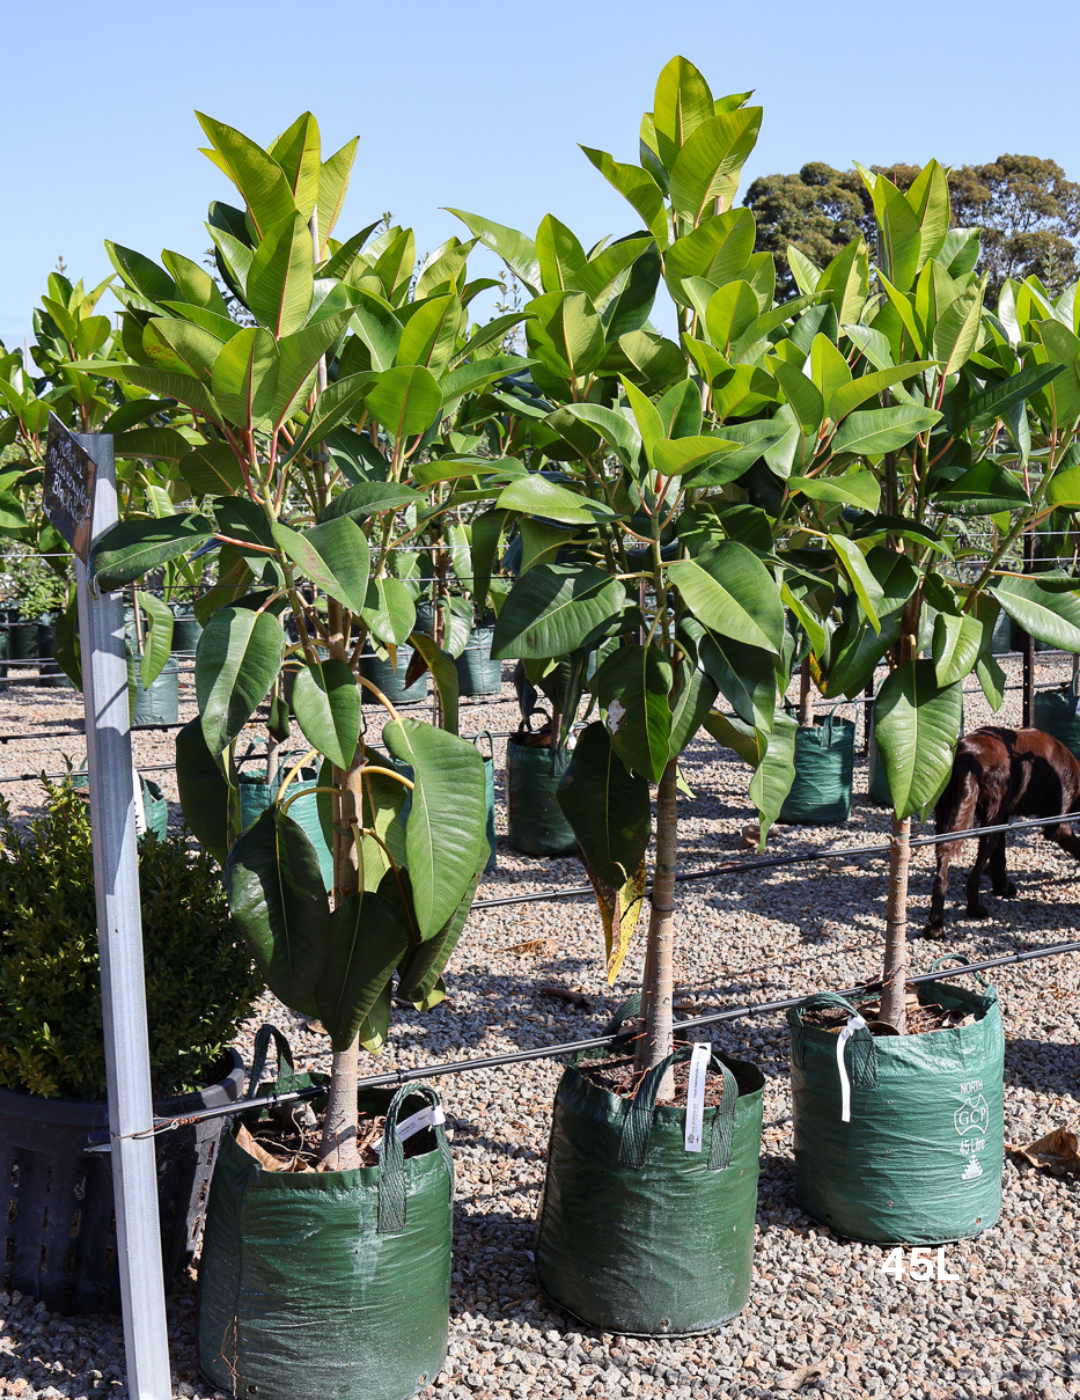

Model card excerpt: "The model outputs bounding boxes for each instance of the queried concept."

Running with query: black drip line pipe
[86,937,1080,1147]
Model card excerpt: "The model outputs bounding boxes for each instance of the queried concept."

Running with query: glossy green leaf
[491,563,627,660]
[788,471,880,512]
[364,364,442,438]
[667,663,719,759]
[932,285,985,377]
[991,576,1080,651]
[90,512,212,591]
[136,590,174,688]
[827,361,937,422]
[362,577,416,647]
[594,643,673,783]
[874,660,963,820]
[175,717,234,864]
[398,293,464,375]
[525,291,606,381]
[932,612,984,686]
[383,718,486,939]
[196,607,285,754]
[292,658,361,769]
[177,443,245,496]
[445,208,541,293]
[408,632,460,735]
[272,514,370,614]
[246,210,314,335]
[319,480,422,523]
[830,405,941,456]
[496,474,615,525]
[667,107,762,225]
[396,861,484,1004]
[667,542,784,654]
[226,806,330,1009]
[828,535,883,633]
[579,147,669,249]
[314,891,410,1052]
[197,113,298,240]
[556,721,651,888]
[211,327,279,431]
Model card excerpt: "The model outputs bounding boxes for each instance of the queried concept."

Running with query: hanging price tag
[837,1014,867,1123]
[372,1102,444,1155]
[684,1043,711,1153]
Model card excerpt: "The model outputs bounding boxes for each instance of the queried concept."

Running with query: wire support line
[471,808,1080,910]
[84,937,1080,1147]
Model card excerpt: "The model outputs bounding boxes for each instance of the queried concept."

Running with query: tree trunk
[798,656,814,727]
[636,761,678,1096]
[880,815,910,1032]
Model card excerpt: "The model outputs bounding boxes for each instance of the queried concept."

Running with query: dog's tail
[934,742,981,836]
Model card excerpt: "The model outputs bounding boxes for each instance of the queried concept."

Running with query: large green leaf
[397,293,464,375]
[246,210,314,336]
[382,718,486,939]
[875,660,963,820]
[292,658,362,769]
[272,514,370,614]
[407,633,461,736]
[89,512,212,591]
[364,364,442,438]
[175,717,234,864]
[396,861,484,1004]
[491,563,626,661]
[932,284,985,377]
[211,327,280,431]
[828,535,883,633]
[830,405,941,456]
[197,113,298,240]
[136,590,174,688]
[444,209,541,293]
[362,577,416,647]
[594,643,673,783]
[666,542,784,654]
[692,625,777,733]
[226,807,330,1009]
[667,663,718,759]
[931,612,983,686]
[934,460,1030,514]
[196,607,285,754]
[991,576,1080,650]
[319,481,421,523]
[580,147,669,248]
[177,443,246,496]
[496,474,615,525]
[315,891,411,1052]
[667,107,762,225]
[749,713,797,845]
[525,291,606,381]
[951,363,1063,431]
[868,171,922,292]
[556,721,651,889]
[789,470,880,512]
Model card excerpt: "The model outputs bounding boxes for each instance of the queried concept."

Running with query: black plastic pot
[0,1049,244,1315]
[197,1028,454,1400]
[505,732,576,857]
[132,655,180,725]
[8,617,39,662]
[37,619,76,690]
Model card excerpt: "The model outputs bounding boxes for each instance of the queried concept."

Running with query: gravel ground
[1,653,1078,1399]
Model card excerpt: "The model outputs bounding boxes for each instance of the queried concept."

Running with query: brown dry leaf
[740,823,760,850]
[505,936,555,956]
[540,984,593,1010]
[781,1357,830,1390]
[236,1123,300,1173]
[1007,1126,1080,1178]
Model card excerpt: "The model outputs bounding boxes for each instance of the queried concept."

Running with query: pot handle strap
[618,1044,695,1170]
[472,729,495,762]
[378,1082,453,1235]
[707,1055,740,1173]
[789,993,877,1088]
[601,992,642,1039]
[246,1024,297,1099]
[928,952,990,989]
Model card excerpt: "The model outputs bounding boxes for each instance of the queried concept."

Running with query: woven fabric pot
[132,655,180,725]
[1033,673,1080,759]
[455,627,502,696]
[0,1050,243,1315]
[535,1001,764,1336]
[787,962,1004,1245]
[779,705,855,825]
[8,618,39,662]
[473,731,497,871]
[240,773,333,891]
[171,612,204,653]
[197,1028,454,1400]
[505,732,576,856]
[359,647,429,706]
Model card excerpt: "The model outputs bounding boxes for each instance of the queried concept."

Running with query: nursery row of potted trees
[3,52,1080,1399]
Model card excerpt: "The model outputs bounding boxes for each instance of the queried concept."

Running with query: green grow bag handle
[928,952,991,989]
[788,992,878,1087]
[618,1044,739,1173]
[600,993,641,1038]
[246,1024,299,1097]
[378,1082,454,1235]
[472,729,495,762]
[783,696,853,747]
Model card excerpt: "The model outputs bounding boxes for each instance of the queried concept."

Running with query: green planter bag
[535,999,764,1336]
[455,626,502,696]
[506,721,576,857]
[1034,672,1080,758]
[359,646,429,706]
[473,730,497,872]
[787,960,1004,1245]
[779,703,855,825]
[197,1027,454,1400]
[132,655,180,725]
[240,768,333,892]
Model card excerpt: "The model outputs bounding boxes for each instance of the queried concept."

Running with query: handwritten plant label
[44,413,97,563]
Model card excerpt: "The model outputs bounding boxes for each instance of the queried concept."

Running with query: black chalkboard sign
[44,413,97,562]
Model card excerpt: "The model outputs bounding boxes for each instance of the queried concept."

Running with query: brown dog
[923,726,1080,938]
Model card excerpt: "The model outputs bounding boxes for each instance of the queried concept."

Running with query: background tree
[747,156,1079,303]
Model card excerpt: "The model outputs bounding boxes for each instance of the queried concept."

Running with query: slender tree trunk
[320,751,365,1167]
[880,815,910,1031]
[636,761,678,1096]
[798,656,814,727]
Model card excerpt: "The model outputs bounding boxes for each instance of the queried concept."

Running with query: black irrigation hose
[86,937,1080,1145]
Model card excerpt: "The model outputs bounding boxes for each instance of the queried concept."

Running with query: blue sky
[4,0,1079,348]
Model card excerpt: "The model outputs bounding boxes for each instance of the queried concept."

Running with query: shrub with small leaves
[0,779,259,1099]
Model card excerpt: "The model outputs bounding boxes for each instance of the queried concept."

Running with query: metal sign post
[44,415,172,1399]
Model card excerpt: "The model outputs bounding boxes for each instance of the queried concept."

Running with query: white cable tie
[836,1014,867,1123]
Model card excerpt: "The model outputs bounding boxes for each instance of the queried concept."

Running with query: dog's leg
[923,840,957,938]
[965,835,994,919]
[1046,821,1080,861]
[990,832,1016,897]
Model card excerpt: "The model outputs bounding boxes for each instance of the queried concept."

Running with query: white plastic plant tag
[371,1103,444,1155]
[132,763,146,837]
[684,1043,711,1153]
[836,1014,867,1123]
